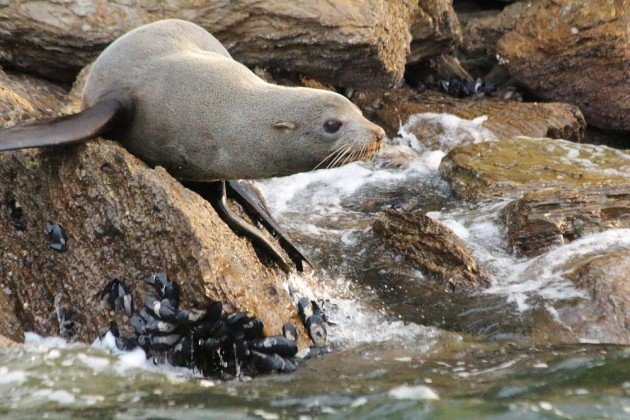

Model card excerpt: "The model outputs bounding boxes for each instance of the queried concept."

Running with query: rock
[503,186,630,257]
[0,69,68,125]
[0,0,417,88]
[457,2,527,75]
[373,209,490,290]
[439,137,630,200]
[0,71,306,343]
[353,87,586,142]
[533,248,630,345]
[497,0,629,131]
[409,0,462,63]
[0,334,20,355]
[0,288,23,343]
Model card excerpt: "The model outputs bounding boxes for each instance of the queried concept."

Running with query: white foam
[47,390,76,404]
[0,368,27,385]
[397,113,496,153]
[388,385,440,400]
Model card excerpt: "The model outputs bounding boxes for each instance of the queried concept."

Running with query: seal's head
[262,87,385,177]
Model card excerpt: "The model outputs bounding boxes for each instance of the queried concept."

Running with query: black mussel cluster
[45,221,68,252]
[99,278,134,316]
[7,199,26,230]
[99,272,332,378]
[439,77,495,98]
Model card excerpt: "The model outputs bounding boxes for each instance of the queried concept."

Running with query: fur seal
[0,19,385,271]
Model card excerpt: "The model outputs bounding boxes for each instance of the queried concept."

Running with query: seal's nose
[372,125,385,142]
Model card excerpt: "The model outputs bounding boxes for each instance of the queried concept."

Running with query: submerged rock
[497,0,629,131]
[533,248,630,345]
[0,70,306,343]
[503,186,630,257]
[373,209,490,291]
[0,0,417,88]
[353,88,585,142]
[439,138,630,200]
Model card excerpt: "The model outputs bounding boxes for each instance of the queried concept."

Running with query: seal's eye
[324,119,342,133]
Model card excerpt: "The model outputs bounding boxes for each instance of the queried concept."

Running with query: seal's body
[0,19,385,272]
[83,19,384,181]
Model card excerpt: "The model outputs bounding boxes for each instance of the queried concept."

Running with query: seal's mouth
[313,137,383,171]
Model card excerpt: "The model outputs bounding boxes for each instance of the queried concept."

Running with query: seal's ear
[0,96,127,152]
[274,121,297,131]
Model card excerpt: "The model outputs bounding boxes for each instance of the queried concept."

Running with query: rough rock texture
[439,137,630,200]
[533,248,630,345]
[353,88,586,142]
[0,335,20,355]
[503,186,630,257]
[409,0,462,62]
[373,209,491,290]
[0,289,23,343]
[0,69,68,124]
[497,0,630,131]
[457,2,527,75]
[0,0,417,88]
[0,69,307,344]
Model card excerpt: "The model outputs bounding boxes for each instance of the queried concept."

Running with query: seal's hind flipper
[227,180,313,272]
[0,96,127,152]
[186,181,292,273]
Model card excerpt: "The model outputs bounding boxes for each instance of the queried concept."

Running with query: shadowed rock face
[0,0,418,88]
[456,1,527,75]
[373,209,491,291]
[503,186,630,257]
[497,0,630,132]
[409,0,462,63]
[0,69,307,344]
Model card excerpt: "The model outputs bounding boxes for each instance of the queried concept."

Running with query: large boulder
[456,1,527,75]
[0,69,306,343]
[353,88,586,142]
[0,0,417,88]
[497,0,629,131]
[373,209,491,290]
[503,186,630,257]
[409,0,462,63]
[439,137,630,200]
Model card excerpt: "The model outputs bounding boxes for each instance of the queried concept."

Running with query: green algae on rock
[439,137,630,200]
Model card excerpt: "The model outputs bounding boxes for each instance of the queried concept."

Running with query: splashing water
[3,113,628,418]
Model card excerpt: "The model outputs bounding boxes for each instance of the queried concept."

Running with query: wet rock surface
[533,248,630,345]
[439,137,630,200]
[354,88,585,142]
[497,0,629,131]
[373,209,491,291]
[503,186,630,257]
[0,73,307,344]
[0,0,417,88]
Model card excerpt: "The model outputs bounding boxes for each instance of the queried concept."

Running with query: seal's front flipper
[185,181,292,273]
[0,96,127,152]
[226,180,312,272]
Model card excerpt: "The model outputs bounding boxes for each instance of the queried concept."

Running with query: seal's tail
[0,96,127,151]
